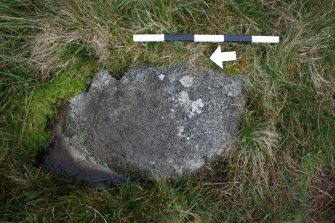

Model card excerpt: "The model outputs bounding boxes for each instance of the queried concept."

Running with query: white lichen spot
[179,75,194,87]
[224,82,240,97]
[191,99,204,114]
[177,91,205,118]
[177,126,185,137]
[91,71,112,89]
[69,94,85,118]
[216,149,224,156]
[70,94,83,107]
[158,74,165,80]
[136,72,145,81]
[178,91,190,104]
[173,164,183,175]
[184,159,204,171]
[122,77,129,84]
[188,112,195,119]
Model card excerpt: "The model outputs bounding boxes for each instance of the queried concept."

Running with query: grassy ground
[1,0,334,222]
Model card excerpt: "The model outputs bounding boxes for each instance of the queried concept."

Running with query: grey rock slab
[45,65,243,182]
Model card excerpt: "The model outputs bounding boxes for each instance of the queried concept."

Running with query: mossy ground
[1,0,334,222]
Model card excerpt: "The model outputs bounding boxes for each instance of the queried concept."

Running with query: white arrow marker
[210,46,236,68]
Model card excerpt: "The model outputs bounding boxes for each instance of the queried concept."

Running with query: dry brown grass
[309,168,335,222]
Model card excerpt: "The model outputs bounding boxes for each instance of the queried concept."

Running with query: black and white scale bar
[133,34,279,43]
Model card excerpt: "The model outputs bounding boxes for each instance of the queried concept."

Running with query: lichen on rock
[44,65,243,183]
